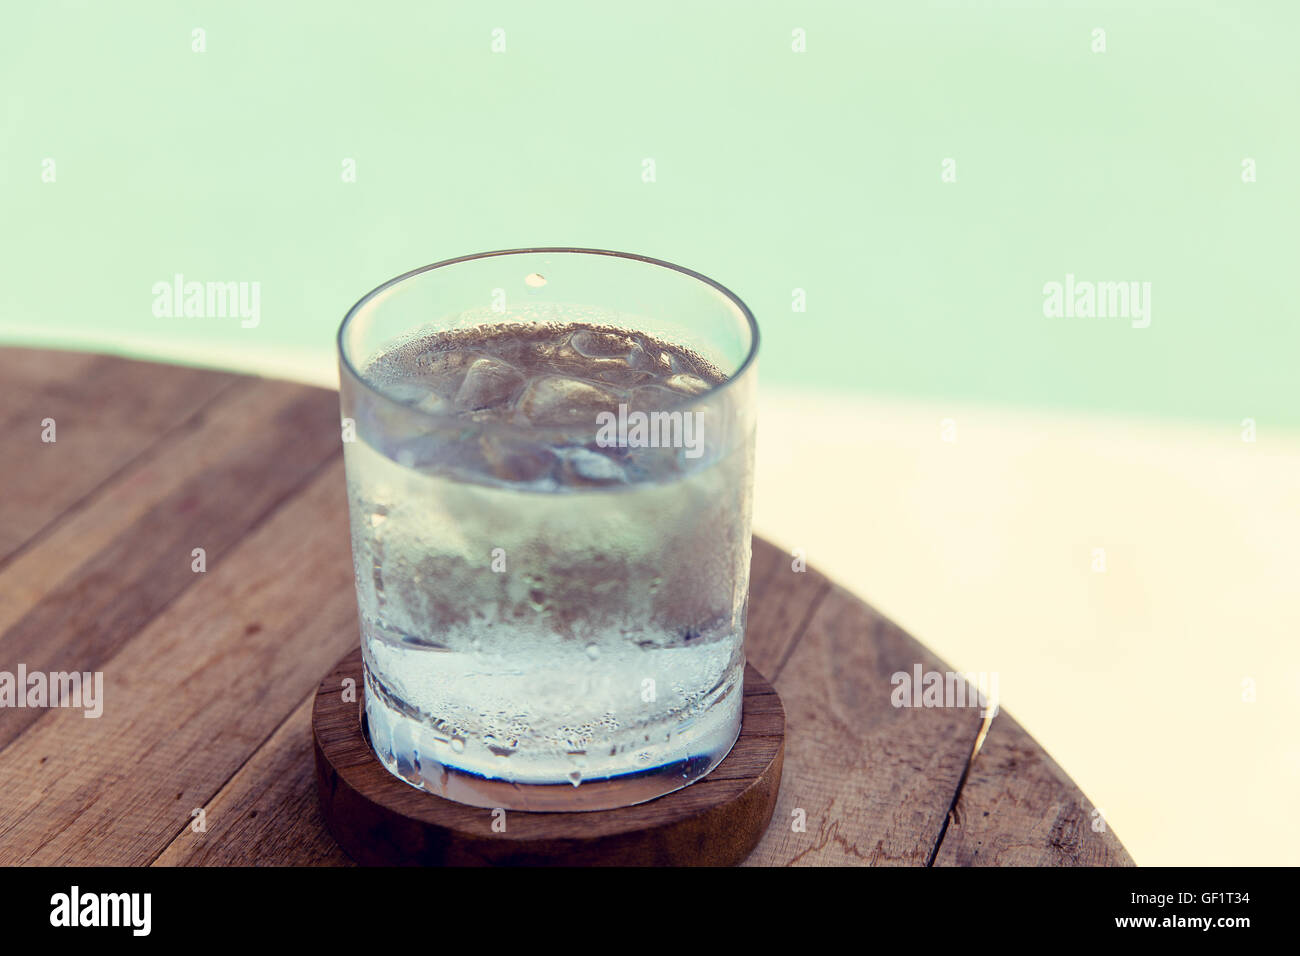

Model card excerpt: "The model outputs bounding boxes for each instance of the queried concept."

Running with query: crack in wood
[925,706,996,867]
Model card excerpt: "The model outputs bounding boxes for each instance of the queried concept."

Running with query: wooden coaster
[313,647,784,866]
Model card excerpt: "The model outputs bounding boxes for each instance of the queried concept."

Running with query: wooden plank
[0,348,100,394]
[0,384,341,753]
[930,712,1135,866]
[743,586,983,866]
[0,378,336,636]
[0,351,237,564]
[743,537,832,680]
[153,693,354,867]
[0,461,356,864]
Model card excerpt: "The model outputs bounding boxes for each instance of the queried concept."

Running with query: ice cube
[455,358,525,411]
[595,367,655,387]
[413,348,475,395]
[571,330,634,358]
[518,376,620,426]
[669,350,704,376]
[626,341,655,370]
[628,384,682,413]
[664,373,711,397]
[650,350,674,374]
[480,434,556,484]
[556,447,627,486]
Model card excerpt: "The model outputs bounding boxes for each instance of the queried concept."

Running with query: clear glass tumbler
[337,248,758,811]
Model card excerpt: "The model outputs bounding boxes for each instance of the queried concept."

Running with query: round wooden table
[0,348,1132,866]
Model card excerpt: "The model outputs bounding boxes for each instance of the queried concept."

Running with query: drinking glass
[337,248,758,810]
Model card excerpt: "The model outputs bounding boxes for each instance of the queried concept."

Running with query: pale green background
[2,0,1296,425]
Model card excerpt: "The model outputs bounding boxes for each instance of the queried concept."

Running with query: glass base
[362,685,742,812]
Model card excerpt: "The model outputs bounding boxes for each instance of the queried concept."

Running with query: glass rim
[337,247,760,420]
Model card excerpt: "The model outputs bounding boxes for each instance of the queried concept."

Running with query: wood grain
[0,349,1131,866]
[743,580,984,865]
[0,378,341,636]
[0,462,356,864]
[0,349,236,566]
[0,382,341,754]
[930,712,1133,866]
[740,538,831,680]
[155,693,354,867]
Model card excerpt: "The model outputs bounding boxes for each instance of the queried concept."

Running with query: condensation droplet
[585,643,600,660]
[449,735,466,754]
